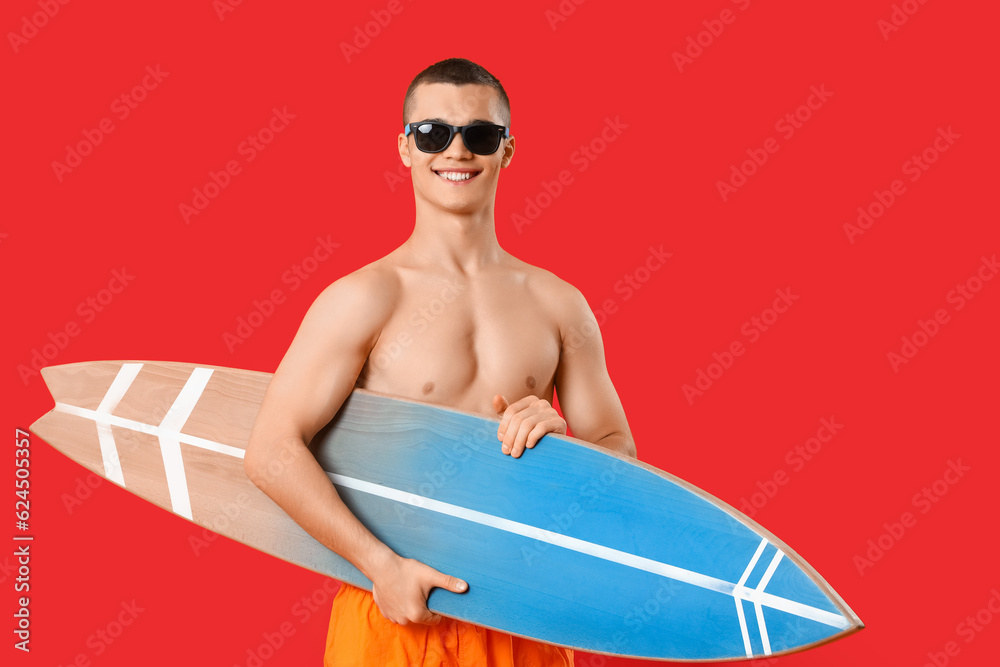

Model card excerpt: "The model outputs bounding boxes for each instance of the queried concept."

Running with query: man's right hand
[370,553,468,626]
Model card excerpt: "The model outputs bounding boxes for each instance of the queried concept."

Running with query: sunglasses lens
[411,123,505,154]
[464,125,503,155]
[414,123,452,152]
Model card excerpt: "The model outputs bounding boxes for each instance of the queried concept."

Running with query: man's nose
[442,130,473,157]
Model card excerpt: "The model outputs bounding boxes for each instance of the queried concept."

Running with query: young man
[244,58,636,666]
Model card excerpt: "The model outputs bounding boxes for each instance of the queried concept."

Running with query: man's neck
[404,206,504,274]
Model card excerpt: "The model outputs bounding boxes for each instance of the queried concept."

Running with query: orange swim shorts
[324,584,574,666]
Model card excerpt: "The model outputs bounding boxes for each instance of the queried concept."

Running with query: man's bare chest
[359,281,561,414]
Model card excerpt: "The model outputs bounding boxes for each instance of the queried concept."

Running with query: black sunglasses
[404,121,510,155]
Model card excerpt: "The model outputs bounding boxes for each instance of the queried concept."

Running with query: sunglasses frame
[404,121,511,155]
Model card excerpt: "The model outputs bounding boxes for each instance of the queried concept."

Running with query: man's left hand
[492,395,567,458]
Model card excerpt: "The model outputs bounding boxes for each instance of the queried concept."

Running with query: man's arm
[551,286,636,456]
[244,272,466,626]
[495,282,636,459]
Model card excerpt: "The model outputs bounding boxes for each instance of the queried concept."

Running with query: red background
[4,1,998,665]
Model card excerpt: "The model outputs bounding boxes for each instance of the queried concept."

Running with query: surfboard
[31,360,862,660]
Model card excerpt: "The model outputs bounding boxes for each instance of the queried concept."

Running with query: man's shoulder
[310,259,401,316]
[337,258,401,291]
[507,256,590,317]
[507,255,580,293]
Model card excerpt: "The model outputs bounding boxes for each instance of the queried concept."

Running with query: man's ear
[500,136,515,168]
[398,133,412,168]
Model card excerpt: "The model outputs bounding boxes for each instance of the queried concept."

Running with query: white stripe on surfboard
[328,473,851,631]
[54,365,243,522]
[154,367,214,520]
[734,597,752,658]
[754,550,784,655]
[734,538,768,657]
[52,405,246,459]
[94,362,143,486]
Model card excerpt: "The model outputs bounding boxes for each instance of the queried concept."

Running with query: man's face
[398,83,514,216]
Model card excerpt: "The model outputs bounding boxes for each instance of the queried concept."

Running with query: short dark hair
[403,58,511,126]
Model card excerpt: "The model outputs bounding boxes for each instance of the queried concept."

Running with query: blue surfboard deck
[30,360,862,661]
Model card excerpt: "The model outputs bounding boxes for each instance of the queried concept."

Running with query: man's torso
[354,250,568,415]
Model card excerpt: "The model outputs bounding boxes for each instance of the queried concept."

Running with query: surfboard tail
[31,360,260,505]
[30,360,364,586]
[31,361,129,481]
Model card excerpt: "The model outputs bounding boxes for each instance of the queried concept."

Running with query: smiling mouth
[434,169,482,183]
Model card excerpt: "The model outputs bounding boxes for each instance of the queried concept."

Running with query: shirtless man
[244,58,636,666]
